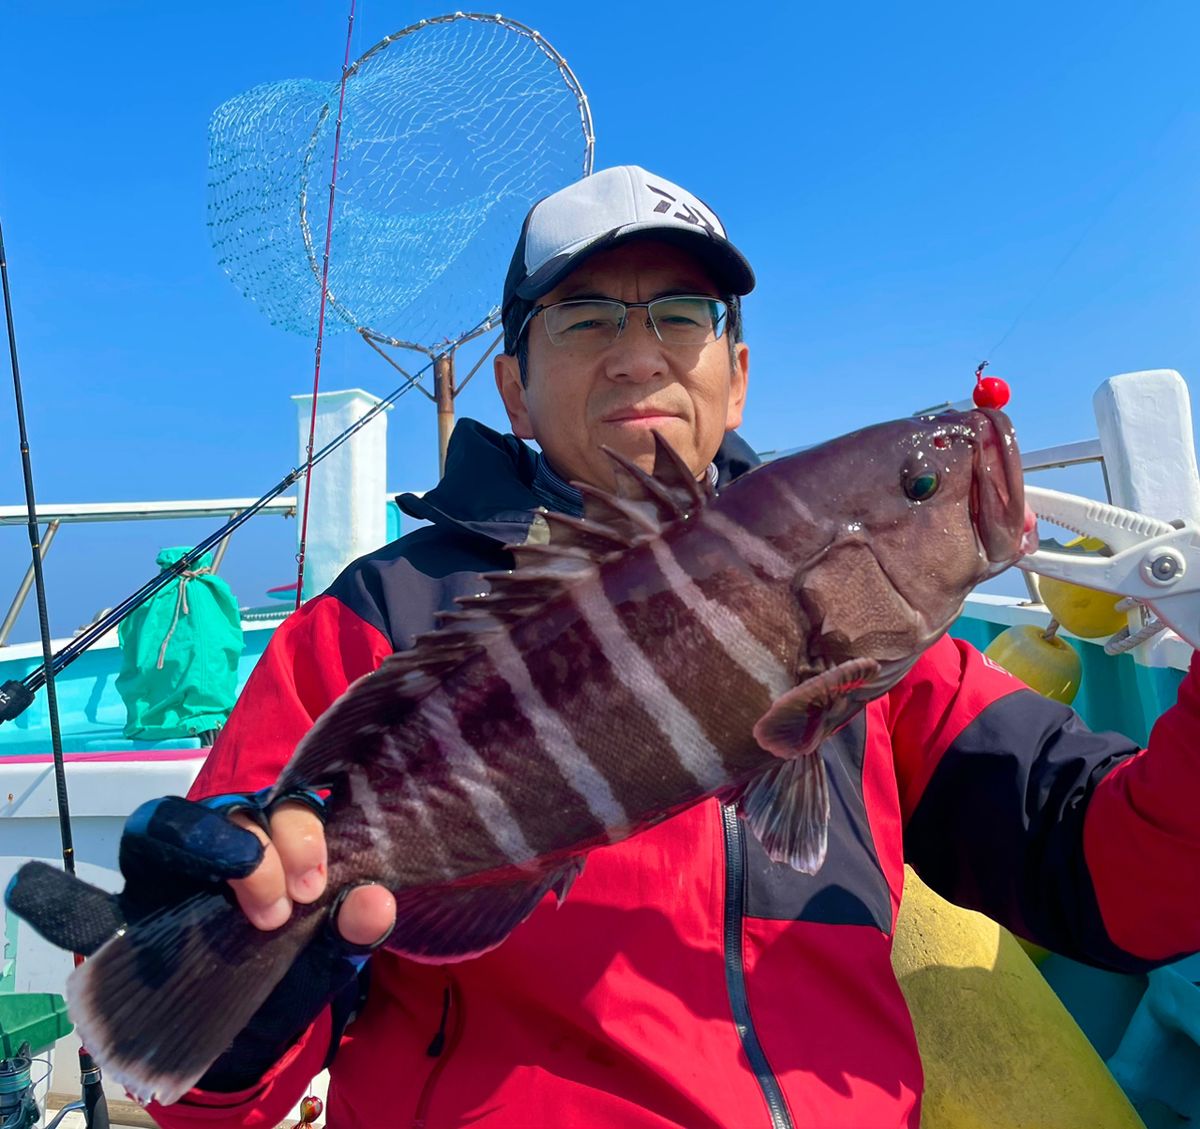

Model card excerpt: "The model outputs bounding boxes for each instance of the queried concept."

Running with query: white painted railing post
[1094,370,1200,524]
[292,389,390,600]
[1093,369,1200,666]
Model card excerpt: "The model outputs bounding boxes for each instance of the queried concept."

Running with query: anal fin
[385,858,586,964]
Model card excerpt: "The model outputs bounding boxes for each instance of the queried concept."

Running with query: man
[51,167,1200,1127]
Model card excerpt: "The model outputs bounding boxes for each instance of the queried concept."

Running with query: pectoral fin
[738,755,830,874]
[752,657,879,758]
[741,658,879,874]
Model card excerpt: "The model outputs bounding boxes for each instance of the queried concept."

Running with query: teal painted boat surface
[0,622,278,758]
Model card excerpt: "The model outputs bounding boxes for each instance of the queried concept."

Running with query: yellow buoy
[984,624,1082,705]
[1037,537,1128,639]
[893,867,1146,1129]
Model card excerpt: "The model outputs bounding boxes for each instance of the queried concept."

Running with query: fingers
[227,802,328,931]
[227,812,291,931]
[226,802,393,948]
[334,884,397,948]
[269,803,328,905]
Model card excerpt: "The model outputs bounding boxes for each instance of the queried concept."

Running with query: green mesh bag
[116,547,244,741]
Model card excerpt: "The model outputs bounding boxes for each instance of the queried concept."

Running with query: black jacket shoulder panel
[743,715,892,932]
[324,525,514,651]
[713,429,761,485]
[903,688,1168,972]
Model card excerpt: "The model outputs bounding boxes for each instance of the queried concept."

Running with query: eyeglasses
[516,295,729,350]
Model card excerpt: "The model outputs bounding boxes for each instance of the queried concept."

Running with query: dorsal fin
[510,541,600,570]
[650,430,713,508]
[571,432,711,541]
[604,432,711,521]
[467,432,712,626]
[541,510,635,555]
[604,452,686,524]
[471,557,599,621]
[576,483,664,539]
[291,433,714,748]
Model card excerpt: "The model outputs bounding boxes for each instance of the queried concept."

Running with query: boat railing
[1020,437,1106,476]
[1014,438,1109,604]
[0,497,296,647]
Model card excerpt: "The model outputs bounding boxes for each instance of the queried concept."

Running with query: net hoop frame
[296,11,596,357]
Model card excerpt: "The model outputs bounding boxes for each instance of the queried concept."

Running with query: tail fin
[66,890,323,1106]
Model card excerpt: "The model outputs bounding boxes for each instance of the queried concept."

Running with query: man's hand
[227,800,397,943]
[6,793,399,1095]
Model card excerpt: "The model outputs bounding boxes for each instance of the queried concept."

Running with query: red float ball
[299,1096,324,1123]
[973,376,1011,410]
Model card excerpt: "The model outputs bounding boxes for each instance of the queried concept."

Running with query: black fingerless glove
[6,792,370,1094]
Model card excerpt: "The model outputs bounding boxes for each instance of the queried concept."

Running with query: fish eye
[904,471,940,502]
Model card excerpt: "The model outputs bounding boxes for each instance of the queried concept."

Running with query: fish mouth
[967,409,1029,570]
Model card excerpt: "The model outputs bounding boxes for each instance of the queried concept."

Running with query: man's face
[495,240,749,491]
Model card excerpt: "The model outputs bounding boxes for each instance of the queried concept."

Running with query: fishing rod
[295,0,357,612]
[1,216,110,1128]
[0,348,437,724]
[0,218,74,867]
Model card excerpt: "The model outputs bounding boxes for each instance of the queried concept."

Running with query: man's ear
[495,352,533,439]
[725,342,749,431]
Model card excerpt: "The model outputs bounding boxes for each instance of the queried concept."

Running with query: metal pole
[435,351,456,476]
[0,519,59,647]
[210,518,237,575]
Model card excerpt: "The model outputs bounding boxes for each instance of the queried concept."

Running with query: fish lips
[967,409,1027,570]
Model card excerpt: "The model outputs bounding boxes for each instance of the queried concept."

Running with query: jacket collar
[397,417,760,547]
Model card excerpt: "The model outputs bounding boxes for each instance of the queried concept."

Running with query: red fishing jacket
[152,421,1200,1129]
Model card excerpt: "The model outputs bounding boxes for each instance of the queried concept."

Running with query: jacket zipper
[411,973,465,1129]
[722,803,794,1129]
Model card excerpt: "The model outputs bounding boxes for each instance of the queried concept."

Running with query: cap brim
[515,224,755,303]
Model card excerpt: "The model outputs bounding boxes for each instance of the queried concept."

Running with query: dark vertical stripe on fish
[668,511,808,667]
[699,509,796,582]
[451,645,611,855]
[484,628,630,835]
[596,541,778,782]
[572,574,728,791]
[330,730,462,888]
[392,694,532,876]
[511,580,708,826]
[650,531,798,695]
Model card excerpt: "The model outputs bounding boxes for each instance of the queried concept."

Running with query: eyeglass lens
[542,297,727,347]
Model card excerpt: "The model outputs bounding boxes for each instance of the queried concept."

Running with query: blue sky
[1,1,1198,639]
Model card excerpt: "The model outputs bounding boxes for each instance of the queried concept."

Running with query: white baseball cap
[502,165,754,351]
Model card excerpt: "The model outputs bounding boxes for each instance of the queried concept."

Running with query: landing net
[207,13,594,353]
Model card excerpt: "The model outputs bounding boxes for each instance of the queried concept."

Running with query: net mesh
[207,14,593,351]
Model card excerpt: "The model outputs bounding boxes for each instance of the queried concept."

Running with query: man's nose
[604,313,667,382]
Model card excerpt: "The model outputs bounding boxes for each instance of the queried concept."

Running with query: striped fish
[42,407,1031,1103]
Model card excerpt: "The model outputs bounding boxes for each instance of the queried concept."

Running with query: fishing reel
[0,994,106,1129]
[0,1042,106,1129]
[0,1044,40,1129]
